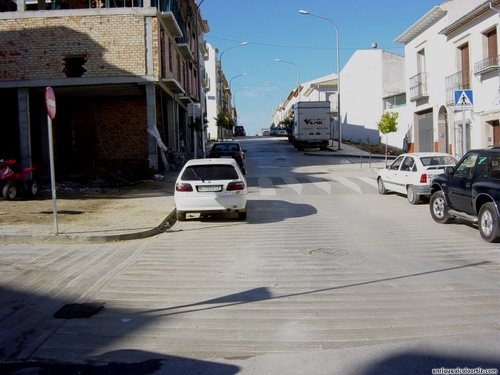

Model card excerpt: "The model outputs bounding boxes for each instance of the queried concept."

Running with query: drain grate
[54,302,105,319]
[309,248,349,257]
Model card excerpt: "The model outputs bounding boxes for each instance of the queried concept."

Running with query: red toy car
[0,159,39,200]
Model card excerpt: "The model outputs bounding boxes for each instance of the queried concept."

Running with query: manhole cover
[309,248,349,257]
[54,302,105,319]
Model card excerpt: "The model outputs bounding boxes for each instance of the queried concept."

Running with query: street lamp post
[275,58,301,101]
[262,94,275,125]
[299,9,342,150]
[217,41,248,140]
[233,86,247,115]
[230,86,246,139]
[266,81,283,122]
[229,72,247,97]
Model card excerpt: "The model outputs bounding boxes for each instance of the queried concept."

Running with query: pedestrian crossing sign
[454,90,473,110]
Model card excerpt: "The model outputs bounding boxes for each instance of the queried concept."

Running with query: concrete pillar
[18,88,32,170]
[166,96,177,150]
[146,84,158,171]
[17,0,26,11]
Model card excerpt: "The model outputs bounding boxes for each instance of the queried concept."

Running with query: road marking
[356,176,378,188]
[282,177,303,195]
[332,177,362,194]
[307,178,332,194]
[258,177,276,195]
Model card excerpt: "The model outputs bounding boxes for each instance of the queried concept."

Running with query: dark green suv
[430,147,500,242]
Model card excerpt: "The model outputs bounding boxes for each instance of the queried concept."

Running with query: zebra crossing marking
[331,177,362,194]
[282,177,303,194]
[258,177,276,195]
[356,176,378,188]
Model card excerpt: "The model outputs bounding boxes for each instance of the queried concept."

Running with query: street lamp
[218,41,248,139]
[299,9,342,150]
[275,58,301,101]
[266,81,283,122]
[229,72,247,95]
[233,86,247,115]
[262,94,275,124]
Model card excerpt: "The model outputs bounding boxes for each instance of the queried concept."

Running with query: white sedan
[174,158,248,221]
[377,152,457,204]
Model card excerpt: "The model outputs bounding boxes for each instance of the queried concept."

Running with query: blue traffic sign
[454,90,473,110]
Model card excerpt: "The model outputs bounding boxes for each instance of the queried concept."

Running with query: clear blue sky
[200,0,441,136]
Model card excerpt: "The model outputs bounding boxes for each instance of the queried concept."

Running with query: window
[181,165,239,181]
[63,56,87,77]
[488,154,500,179]
[459,43,470,89]
[390,156,404,170]
[455,153,478,176]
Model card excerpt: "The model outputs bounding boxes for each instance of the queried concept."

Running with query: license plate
[198,185,222,192]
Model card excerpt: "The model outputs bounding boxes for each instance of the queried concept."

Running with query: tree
[214,110,234,140]
[377,112,399,165]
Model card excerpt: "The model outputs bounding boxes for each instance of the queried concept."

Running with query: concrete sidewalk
[0,142,390,245]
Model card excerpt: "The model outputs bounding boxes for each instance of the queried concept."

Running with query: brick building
[0,0,209,180]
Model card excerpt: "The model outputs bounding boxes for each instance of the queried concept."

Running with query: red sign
[45,87,56,120]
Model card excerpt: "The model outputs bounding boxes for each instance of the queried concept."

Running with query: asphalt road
[1,137,499,375]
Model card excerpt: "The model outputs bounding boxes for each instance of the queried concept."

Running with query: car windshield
[181,165,239,181]
[420,156,457,167]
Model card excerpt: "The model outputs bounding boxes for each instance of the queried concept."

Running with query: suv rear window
[181,165,239,181]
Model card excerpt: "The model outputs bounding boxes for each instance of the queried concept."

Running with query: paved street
[0,137,499,374]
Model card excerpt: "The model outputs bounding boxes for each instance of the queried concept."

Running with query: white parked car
[174,158,248,221]
[377,152,457,204]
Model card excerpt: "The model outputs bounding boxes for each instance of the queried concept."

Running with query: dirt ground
[0,179,175,227]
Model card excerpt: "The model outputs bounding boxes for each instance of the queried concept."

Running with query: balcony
[474,54,500,76]
[409,72,428,101]
[445,70,470,105]
[177,43,194,61]
[201,67,210,90]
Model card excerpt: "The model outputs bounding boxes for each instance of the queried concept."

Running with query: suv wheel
[478,202,500,242]
[429,191,453,224]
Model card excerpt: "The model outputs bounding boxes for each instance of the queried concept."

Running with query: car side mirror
[444,166,454,174]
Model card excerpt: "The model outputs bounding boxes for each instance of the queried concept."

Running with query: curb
[0,210,177,245]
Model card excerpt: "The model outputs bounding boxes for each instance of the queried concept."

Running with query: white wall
[205,43,218,141]
[341,49,405,145]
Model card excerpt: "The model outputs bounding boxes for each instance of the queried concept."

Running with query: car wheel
[478,202,500,242]
[407,185,420,205]
[3,182,17,200]
[176,210,186,222]
[26,180,39,197]
[377,178,387,195]
[429,191,453,224]
[238,211,247,221]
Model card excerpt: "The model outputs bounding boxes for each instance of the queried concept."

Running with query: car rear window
[420,156,457,167]
[181,165,239,181]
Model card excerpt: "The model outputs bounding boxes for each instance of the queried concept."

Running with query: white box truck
[292,101,332,151]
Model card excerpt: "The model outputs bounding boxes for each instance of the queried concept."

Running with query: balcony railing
[409,72,428,101]
[445,70,470,105]
[474,54,500,75]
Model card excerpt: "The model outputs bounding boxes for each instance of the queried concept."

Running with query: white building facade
[341,49,407,147]
[395,0,499,158]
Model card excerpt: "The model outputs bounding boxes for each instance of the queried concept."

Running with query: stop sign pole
[45,87,58,235]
